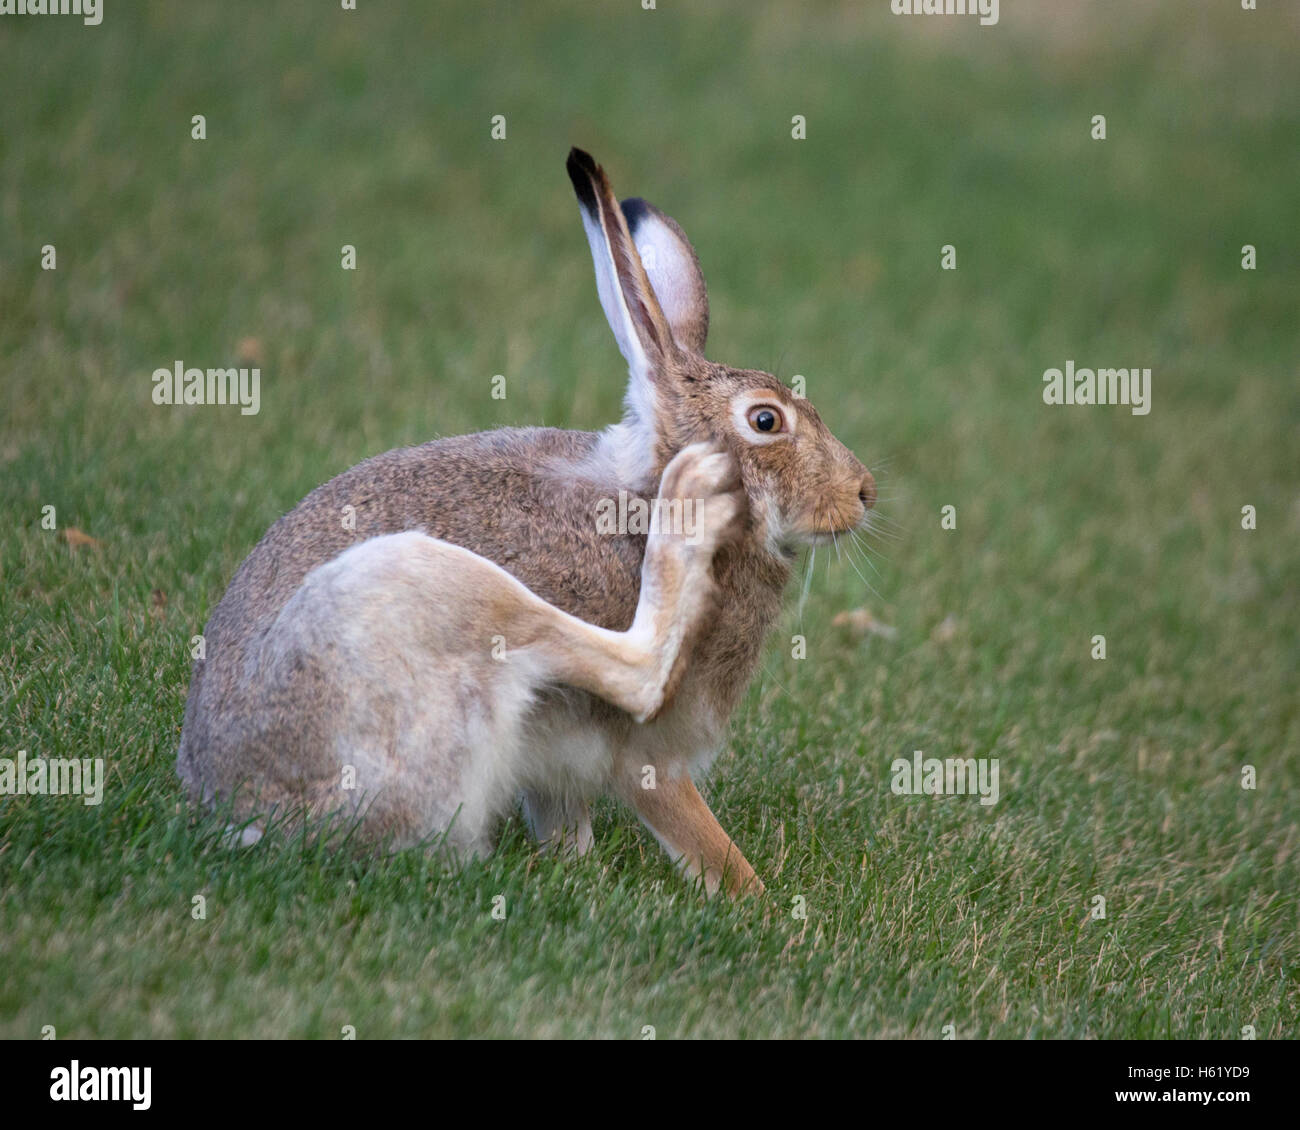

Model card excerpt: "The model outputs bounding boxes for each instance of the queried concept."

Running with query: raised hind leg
[510,443,741,720]
[259,443,741,848]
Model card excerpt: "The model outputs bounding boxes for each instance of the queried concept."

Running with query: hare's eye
[747,406,784,434]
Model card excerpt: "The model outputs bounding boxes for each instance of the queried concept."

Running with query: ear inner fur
[621,196,710,356]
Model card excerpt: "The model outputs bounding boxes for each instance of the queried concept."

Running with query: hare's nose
[858,471,876,510]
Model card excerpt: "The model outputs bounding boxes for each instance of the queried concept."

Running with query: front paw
[655,444,746,558]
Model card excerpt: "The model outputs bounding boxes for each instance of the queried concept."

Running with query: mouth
[790,521,862,552]
[805,530,844,547]
[807,512,869,544]
[776,503,869,556]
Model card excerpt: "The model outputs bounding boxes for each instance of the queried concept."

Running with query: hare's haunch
[178,149,875,897]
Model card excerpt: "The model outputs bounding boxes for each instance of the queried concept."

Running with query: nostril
[858,472,876,509]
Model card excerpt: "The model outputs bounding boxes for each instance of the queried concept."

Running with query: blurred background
[0,1,1296,1037]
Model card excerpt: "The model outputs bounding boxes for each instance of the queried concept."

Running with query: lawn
[1,1,1296,1038]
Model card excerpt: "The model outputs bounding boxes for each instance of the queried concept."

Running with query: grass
[1,0,1297,1038]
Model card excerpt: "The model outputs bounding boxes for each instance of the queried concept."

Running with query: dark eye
[747,405,784,434]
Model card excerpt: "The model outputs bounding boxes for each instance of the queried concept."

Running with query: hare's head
[568,148,874,558]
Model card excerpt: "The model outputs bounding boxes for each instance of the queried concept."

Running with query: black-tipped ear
[566,148,600,214]
[565,147,679,381]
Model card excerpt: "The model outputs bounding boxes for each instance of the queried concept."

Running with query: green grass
[1,1,1297,1038]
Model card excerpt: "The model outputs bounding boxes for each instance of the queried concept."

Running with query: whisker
[798,543,816,620]
[840,531,885,600]
[862,511,905,535]
[849,529,888,578]
[858,524,903,546]
[758,660,798,704]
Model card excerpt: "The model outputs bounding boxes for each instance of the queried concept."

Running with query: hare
[178,148,875,897]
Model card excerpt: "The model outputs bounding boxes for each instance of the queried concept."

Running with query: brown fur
[178,148,874,896]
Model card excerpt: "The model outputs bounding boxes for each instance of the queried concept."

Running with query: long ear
[620,197,709,355]
[567,148,680,394]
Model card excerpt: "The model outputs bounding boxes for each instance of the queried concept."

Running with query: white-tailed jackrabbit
[178,149,875,896]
